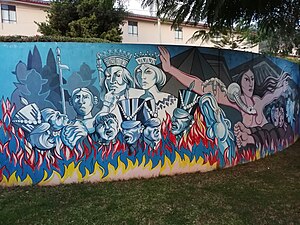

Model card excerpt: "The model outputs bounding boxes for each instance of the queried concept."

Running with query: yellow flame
[256,148,261,160]
[1,171,34,186]
[1,148,218,186]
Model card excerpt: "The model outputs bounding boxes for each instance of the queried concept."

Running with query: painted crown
[134,51,158,65]
[13,103,42,133]
[99,49,132,68]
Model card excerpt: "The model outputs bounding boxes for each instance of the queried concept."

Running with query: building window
[175,27,183,40]
[1,4,16,24]
[128,21,138,36]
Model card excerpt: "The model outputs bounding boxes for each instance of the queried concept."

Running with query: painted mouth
[105,130,113,137]
[124,135,132,143]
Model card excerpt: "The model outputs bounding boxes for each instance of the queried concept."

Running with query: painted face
[96,118,118,142]
[241,69,255,97]
[49,111,69,130]
[278,107,285,127]
[31,130,55,150]
[105,66,127,96]
[143,125,161,142]
[136,64,157,90]
[171,116,191,135]
[122,124,143,145]
[72,90,94,117]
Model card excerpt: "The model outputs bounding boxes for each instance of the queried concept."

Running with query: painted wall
[0,43,299,186]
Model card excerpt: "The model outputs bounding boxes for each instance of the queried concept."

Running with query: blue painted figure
[171,85,199,141]
[13,102,55,150]
[94,113,119,145]
[41,108,69,131]
[121,121,144,145]
[143,118,161,148]
[199,93,235,163]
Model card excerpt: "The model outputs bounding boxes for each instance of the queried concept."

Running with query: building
[121,13,259,52]
[0,1,259,53]
[0,0,49,36]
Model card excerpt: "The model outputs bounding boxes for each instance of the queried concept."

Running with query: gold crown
[134,51,158,65]
[99,49,132,68]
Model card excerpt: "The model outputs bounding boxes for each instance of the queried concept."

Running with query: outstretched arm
[158,46,204,95]
[159,46,241,111]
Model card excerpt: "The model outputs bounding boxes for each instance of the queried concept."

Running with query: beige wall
[0,1,48,36]
[122,19,259,53]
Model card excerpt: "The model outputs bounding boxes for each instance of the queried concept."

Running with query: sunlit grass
[0,140,299,225]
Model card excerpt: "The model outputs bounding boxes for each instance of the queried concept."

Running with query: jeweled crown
[134,51,158,65]
[99,49,132,68]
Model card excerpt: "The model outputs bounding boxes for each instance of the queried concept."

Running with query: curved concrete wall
[0,43,299,186]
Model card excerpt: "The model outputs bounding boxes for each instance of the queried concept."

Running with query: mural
[0,43,299,186]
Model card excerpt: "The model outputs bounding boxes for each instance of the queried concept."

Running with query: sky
[123,0,153,16]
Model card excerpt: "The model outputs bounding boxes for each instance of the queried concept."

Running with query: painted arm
[159,46,242,112]
[158,46,204,95]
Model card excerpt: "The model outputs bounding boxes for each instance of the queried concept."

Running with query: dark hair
[236,67,290,98]
[94,113,118,127]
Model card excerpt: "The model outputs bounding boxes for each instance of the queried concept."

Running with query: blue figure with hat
[171,82,199,142]
[13,98,55,151]
[140,96,162,149]
[143,118,161,149]
[117,96,151,154]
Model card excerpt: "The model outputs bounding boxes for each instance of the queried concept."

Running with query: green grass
[0,140,300,225]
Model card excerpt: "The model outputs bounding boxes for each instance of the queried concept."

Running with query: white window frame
[1,4,17,24]
[174,27,183,40]
[128,21,138,36]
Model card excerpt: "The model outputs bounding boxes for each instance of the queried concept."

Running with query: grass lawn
[0,140,299,225]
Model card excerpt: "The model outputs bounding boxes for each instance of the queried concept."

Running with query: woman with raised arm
[158,46,289,128]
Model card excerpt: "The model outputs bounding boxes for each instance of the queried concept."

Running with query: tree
[142,0,300,54]
[37,0,126,42]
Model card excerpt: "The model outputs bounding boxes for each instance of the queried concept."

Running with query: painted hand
[202,77,227,96]
[158,46,171,73]
[103,90,117,108]
[234,121,254,148]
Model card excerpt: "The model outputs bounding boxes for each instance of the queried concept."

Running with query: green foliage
[36,0,126,42]
[144,0,300,53]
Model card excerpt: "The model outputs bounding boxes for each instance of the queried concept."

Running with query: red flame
[203,150,219,166]
[178,108,214,151]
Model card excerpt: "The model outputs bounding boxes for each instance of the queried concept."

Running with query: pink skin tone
[158,46,288,128]
[158,46,289,147]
